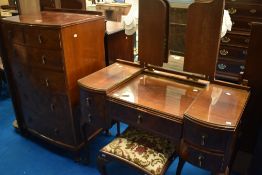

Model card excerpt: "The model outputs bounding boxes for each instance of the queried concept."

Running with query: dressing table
[78,0,250,174]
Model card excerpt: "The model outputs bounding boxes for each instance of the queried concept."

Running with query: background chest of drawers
[216,0,262,82]
[0,11,105,150]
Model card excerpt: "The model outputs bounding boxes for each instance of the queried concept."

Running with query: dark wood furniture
[0,12,105,151]
[39,0,86,10]
[105,21,134,65]
[78,0,251,174]
[216,0,262,83]
[96,3,131,22]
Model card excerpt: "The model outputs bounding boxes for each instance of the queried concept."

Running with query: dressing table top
[78,62,143,92]
[185,84,249,130]
[108,73,202,119]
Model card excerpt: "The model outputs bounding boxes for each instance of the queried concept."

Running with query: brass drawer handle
[38,34,43,44]
[198,155,205,167]
[243,50,248,55]
[218,63,227,70]
[249,9,257,14]
[201,135,208,146]
[220,49,229,56]
[228,8,237,15]
[221,36,231,43]
[41,55,46,64]
[86,97,91,107]
[45,78,49,87]
[137,114,142,124]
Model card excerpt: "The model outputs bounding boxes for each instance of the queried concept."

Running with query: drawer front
[226,3,262,18]
[231,16,262,31]
[183,118,232,151]
[28,48,64,71]
[24,28,61,49]
[109,100,182,141]
[220,33,250,47]
[22,105,75,146]
[181,143,226,172]
[80,89,110,129]
[31,68,66,93]
[216,59,245,75]
[2,23,24,44]
[219,45,248,61]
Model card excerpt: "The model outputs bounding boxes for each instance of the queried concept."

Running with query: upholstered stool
[97,127,177,175]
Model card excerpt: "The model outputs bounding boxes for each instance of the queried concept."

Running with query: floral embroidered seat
[97,127,176,175]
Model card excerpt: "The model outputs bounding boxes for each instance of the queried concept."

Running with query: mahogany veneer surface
[3,11,100,26]
[108,73,202,119]
[185,84,249,129]
[78,63,142,92]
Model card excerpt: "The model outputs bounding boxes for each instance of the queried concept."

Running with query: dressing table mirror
[78,0,251,174]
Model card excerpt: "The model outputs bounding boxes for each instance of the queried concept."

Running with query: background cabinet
[216,0,262,82]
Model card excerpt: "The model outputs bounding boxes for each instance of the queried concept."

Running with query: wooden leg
[176,157,185,175]
[97,154,108,175]
[116,122,120,136]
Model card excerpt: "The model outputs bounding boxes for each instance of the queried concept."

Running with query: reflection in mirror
[164,0,194,71]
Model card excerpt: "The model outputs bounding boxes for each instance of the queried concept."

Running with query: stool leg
[176,157,185,175]
[97,154,108,175]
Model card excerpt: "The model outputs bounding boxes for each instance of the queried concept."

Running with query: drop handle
[137,114,142,124]
[38,34,43,44]
[86,97,91,107]
[198,155,204,167]
[41,55,46,64]
[201,135,208,146]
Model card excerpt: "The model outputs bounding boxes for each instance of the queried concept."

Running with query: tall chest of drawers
[216,0,262,82]
[0,12,105,150]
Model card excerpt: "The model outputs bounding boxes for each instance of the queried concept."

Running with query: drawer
[27,48,64,71]
[181,142,226,172]
[1,23,24,44]
[226,3,262,18]
[22,105,75,146]
[231,16,262,31]
[80,89,110,129]
[31,68,66,93]
[24,27,61,49]
[219,45,248,61]
[183,118,232,151]
[216,58,245,75]
[220,33,250,47]
[109,100,182,141]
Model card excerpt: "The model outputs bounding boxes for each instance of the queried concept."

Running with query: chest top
[1,11,104,27]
